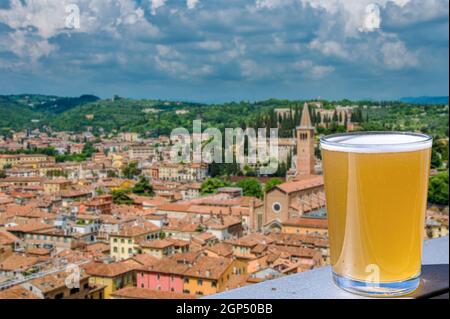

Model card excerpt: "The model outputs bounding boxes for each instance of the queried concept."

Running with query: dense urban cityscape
[0,98,448,299]
[0,0,448,302]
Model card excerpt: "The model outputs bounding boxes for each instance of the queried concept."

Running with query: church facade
[260,103,327,234]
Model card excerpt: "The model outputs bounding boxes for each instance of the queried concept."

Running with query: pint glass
[320,132,432,297]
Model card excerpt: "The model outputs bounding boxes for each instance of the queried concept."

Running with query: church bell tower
[295,103,315,178]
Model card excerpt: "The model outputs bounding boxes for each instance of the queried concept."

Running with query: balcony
[207,236,449,299]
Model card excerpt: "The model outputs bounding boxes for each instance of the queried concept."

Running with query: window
[70,288,80,295]
[113,238,117,243]
[121,239,125,243]
[83,283,89,290]
[54,292,64,299]
[197,279,203,286]
[272,202,282,214]
[128,239,132,244]
[212,281,217,288]
[184,277,189,284]
[128,248,132,254]
[113,247,118,253]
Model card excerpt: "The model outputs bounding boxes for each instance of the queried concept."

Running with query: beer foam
[320,133,432,153]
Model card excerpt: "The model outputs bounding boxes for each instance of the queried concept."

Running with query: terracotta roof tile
[111,287,195,299]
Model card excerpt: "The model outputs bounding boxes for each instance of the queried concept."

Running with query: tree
[428,172,449,205]
[236,178,263,198]
[122,161,141,179]
[107,170,118,178]
[431,148,442,169]
[201,178,230,195]
[0,170,6,179]
[132,177,154,197]
[332,110,338,123]
[195,224,205,232]
[82,142,95,157]
[264,178,283,193]
[275,161,287,177]
[111,189,133,205]
[159,231,167,239]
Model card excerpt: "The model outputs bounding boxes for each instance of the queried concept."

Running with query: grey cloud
[0,0,447,101]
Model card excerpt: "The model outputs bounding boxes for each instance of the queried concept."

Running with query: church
[260,103,327,234]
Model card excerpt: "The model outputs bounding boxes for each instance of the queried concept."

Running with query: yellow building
[139,239,189,259]
[111,154,125,169]
[183,256,247,296]
[281,217,328,236]
[43,179,72,194]
[84,259,141,299]
[110,224,161,260]
[0,154,53,169]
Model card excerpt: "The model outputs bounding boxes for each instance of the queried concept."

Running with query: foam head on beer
[321,132,432,295]
[320,132,432,153]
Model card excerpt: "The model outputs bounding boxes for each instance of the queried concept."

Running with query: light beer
[321,132,432,296]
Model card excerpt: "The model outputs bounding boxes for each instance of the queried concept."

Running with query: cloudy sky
[0,0,448,102]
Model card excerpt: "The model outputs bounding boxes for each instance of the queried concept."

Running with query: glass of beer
[320,132,432,297]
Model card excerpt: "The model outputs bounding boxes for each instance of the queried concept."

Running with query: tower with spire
[295,102,315,179]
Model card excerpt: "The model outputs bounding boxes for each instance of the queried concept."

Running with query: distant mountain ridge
[400,96,449,105]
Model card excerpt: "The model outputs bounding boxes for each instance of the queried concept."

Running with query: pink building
[136,259,188,293]
[137,271,184,293]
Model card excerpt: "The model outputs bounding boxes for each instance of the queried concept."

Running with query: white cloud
[5,30,56,62]
[308,39,349,59]
[149,0,167,15]
[296,0,425,36]
[198,41,223,51]
[156,44,182,59]
[381,40,418,69]
[0,0,157,63]
[0,0,68,39]
[255,0,289,9]
[187,0,200,10]
[154,43,213,79]
[294,60,335,78]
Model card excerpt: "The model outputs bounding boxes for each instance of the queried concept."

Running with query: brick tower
[295,103,315,178]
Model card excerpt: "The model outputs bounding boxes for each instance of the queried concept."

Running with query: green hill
[0,95,448,140]
[0,94,100,132]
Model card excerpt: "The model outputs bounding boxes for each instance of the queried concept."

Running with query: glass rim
[320,131,433,153]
